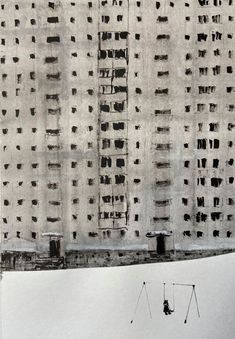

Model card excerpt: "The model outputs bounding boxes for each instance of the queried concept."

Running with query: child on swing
[163,300,174,315]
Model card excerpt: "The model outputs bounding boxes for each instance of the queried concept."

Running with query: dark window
[101,156,112,168]
[115,175,125,184]
[45,56,58,63]
[228,177,234,184]
[213,230,219,237]
[214,197,220,207]
[197,139,206,149]
[196,212,207,222]
[213,159,219,168]
[211,178,223,187]
[183,231,191,237]
[197,231,203,238]
[47,36,60,43]
[116,158,125,167]
[113,122,124,130]
[211,212,221,221]
[182,198,188,206]
[47,17,59,23]
[32,232,37,239]
[184,214,191,221]
[198,158,207,168]
[227,231,232,238]
[228,198,234,205]
[197,197,204,207]
[227,215,233,221]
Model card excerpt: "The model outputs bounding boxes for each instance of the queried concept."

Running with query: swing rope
[164,283,175,311]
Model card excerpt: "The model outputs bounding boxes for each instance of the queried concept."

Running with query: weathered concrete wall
[0,0,235,263]
[1,249,234,271]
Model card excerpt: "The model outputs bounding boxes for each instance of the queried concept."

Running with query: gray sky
[2,253,235,339]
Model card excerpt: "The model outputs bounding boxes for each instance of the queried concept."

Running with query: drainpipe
[172,230,176,257]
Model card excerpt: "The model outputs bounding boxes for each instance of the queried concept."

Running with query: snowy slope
[2,253,235,339]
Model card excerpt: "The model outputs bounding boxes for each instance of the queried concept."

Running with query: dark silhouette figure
[163,300,173,315]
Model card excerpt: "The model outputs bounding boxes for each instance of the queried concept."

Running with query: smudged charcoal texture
[1,0,235,270]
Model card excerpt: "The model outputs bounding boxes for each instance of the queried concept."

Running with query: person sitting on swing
[163,300,173,315]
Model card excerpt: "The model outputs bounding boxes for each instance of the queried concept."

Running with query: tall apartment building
[0,0,234,268]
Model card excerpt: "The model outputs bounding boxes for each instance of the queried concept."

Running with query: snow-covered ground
[2,253,235,339]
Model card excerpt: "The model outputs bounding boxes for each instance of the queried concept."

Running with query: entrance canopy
[145,230,172,238]
[42,232,64,238]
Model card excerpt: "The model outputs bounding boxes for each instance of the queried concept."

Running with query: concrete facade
[0,0,235,267]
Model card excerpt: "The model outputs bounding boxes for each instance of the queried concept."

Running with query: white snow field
[2,253,235,339]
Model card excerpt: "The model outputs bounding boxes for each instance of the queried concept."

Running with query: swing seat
[163,300,174,315]
[164,309,174,315]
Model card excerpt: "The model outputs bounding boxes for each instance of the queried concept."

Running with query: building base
[1,248,235,271]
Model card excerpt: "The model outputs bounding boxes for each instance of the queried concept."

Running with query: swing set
[130,281,200,324]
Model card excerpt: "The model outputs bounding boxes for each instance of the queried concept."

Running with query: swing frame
[172,283,200,323]
[130,281,200,324]
[130,281,152,324]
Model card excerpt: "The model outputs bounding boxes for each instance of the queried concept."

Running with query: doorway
[49,239,60,258]
[157,235,165,255]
